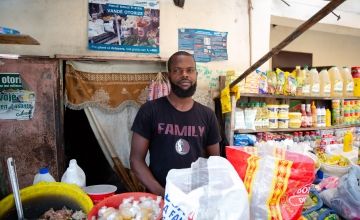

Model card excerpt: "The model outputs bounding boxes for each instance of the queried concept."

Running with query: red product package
[226,146,315,220]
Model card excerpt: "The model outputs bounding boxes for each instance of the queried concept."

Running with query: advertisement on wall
[88,0,160,54]
[178,28,228,63]
[0,73,35,120]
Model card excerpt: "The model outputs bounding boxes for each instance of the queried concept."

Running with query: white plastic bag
[163,156,249,220]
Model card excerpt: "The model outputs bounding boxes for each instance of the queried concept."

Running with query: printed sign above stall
[0,73,36,120]
[88,0,159,54]
[178,28,228,63]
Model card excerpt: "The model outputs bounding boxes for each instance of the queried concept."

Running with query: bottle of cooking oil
[319,69,331,97]
[328,66,343,97]
[295,66,305,96]
[302,66,311,96]
[340,66,354,97]
[310,68,320,97]
[343,131,353,152]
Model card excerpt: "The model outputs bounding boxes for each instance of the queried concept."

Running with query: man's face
[168,55,197,98]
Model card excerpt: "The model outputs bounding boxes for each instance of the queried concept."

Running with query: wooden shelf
[234,124,357,134]
[0,34,40,45]
[55,54,167,62]
[240,93,359,100]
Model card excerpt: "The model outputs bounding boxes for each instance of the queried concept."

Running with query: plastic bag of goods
[163,156,249,220]
[320,166,360,220]
[226,146,315,220]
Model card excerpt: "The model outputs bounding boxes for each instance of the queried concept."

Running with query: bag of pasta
[226,146,315,220]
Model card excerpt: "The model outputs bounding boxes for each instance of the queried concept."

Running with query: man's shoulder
[140,96,167,109]
[193,101,215,115]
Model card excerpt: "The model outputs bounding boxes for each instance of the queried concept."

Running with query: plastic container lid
[39,167,49,174]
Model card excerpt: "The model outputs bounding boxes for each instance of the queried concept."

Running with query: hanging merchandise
[147,72,170,101]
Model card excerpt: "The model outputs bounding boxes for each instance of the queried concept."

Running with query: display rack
[234,124,356,134]
[0,34,40,45]
[240,93,359,100]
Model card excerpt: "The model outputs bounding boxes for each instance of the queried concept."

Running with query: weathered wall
[0,58,61,190]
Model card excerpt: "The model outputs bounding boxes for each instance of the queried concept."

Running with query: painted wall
[270,25,360,67]
[0,0,272,82]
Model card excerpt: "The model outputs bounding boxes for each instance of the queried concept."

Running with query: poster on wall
[0,73,36,120]
[178,28,228,63]
[88,0,160,54]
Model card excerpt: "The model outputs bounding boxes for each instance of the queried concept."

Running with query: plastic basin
[87,192,163,220]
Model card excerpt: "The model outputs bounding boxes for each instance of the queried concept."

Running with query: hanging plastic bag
[226,146,315,220]
[147,72,170,101]
[320,166,360,219]
[163,156,249,220]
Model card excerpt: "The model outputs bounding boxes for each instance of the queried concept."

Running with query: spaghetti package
[226,146,315,220]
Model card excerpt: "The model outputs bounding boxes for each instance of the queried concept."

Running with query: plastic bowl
[320,162,351,177]
[87,192,163,220]
[83,184,117,204]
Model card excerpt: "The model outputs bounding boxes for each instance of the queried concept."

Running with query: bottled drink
[306,104,312,127]
[33,167,56,185]
[302,67,311,96]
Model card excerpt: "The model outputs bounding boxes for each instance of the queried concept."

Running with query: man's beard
[170,80,197,98]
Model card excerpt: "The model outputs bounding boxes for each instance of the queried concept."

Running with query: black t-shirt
[131,96,221,187]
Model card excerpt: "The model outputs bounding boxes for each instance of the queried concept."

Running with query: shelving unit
[240,93,360,100]
[234,124,356,134]
[0,34,40,45]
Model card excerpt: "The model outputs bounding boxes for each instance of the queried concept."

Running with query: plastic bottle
[351,67,360,97]
[301,104,307,128]
[340,67,354,97]
[310,68,320,96]
[311,101,317,127]
[326,109,331,127]
[343,131,353,152]
[321,107,326,127]
[306,104,312,127]
[328,66,343,97]
[295,66,305,96]
[33,167,56,185]
[302,66,311,96]
[61,159,86,187]
[319,69,331,97]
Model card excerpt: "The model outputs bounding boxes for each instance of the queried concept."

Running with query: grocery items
[61,159,86,188]
[226,146,315,220]
[343,131,353,152]
[319,69,331,97]
[340,66,354,97]
[302,66,312,96]
[164,157,250,220]
[33,167,56,185]
[328,66,343,97]
[351,66,360,97]
[295,66,305,96]
[310,68,320,97]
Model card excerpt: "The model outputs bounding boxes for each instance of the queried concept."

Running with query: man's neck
[167,93,194,112]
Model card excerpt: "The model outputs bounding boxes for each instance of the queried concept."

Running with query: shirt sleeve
[131,103,152,140]
[206,110,222,146]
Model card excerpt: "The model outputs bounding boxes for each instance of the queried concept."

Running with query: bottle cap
[39,167,49,174]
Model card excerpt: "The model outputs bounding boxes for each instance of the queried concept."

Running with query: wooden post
[229,0,346,89]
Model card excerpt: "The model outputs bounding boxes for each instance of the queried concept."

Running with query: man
[130,51,221,196]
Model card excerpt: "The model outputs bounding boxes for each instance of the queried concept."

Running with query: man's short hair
[167,51,195,72]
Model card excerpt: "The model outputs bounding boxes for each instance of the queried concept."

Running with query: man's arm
[130,132,165,197]
[205,143,220,157]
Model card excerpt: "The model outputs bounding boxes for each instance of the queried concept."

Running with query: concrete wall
[270,25,360,67]
[0,0,272,76]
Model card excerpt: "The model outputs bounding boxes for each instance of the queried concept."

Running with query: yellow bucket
[0,182,93,219]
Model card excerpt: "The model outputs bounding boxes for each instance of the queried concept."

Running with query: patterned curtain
[65,60,164,191]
